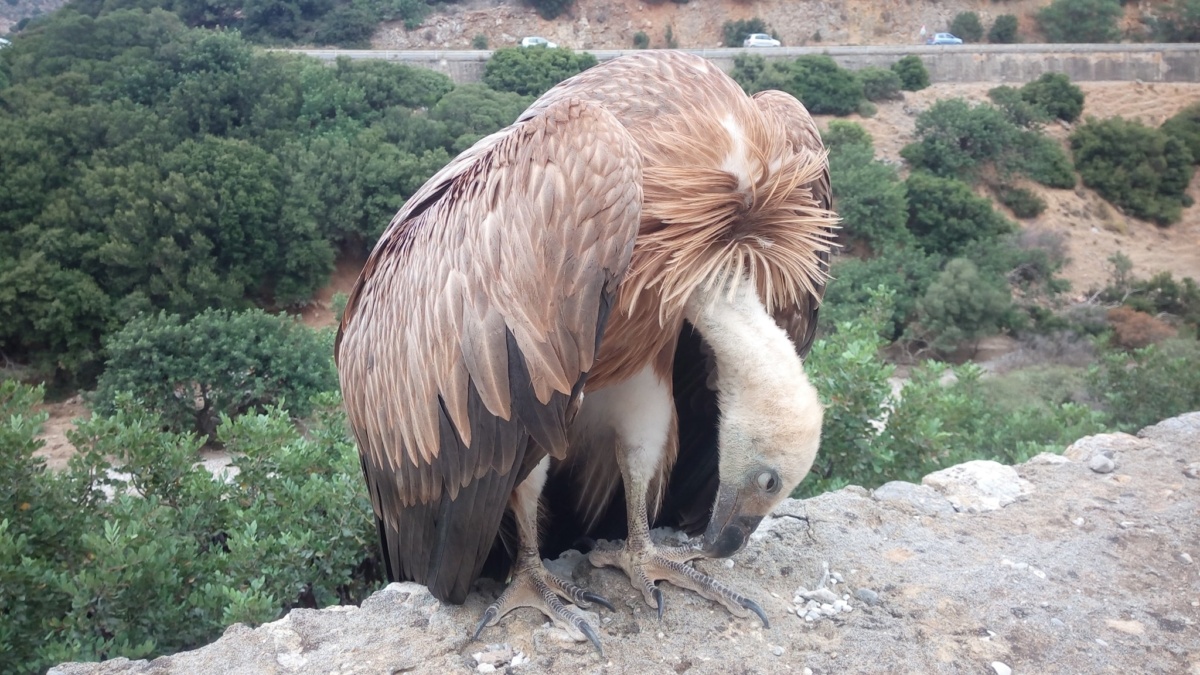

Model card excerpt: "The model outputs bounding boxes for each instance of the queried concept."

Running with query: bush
[472,34,488,50]
[1087,338,1200,430]
[989,14,1020,43]
[988,85,1050,128]
[1161,103,1200,163]
[1037,0,1122,43]
[950,12,984,42]
[821,120,874,152]
[904,172,1015,256]
[901,99,1019,179]
[722,18,770,47]
[734,54,864,116]
[530,0,573,20]
[1106,306,1177,349]
[891,55,929,91]
[633,31,649,49]
[1151,0,1200,42]
[996,184,1047,218]
[1071,116,1196,225]
[0,382,379,673]
[823,248,944,341]
[93,309,338,438]
[829,145,912,250]
[482,47,598,98]
[911,258,1016,352]
[1020,73,1084,122]
[859,66,902,102]
[1010,131,1077,188]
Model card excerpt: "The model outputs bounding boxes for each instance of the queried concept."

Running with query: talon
[583,591,615,612]
[652,587,664,620]
[473,605,498,640]
[577,619,605,657]
[740,596,769,628]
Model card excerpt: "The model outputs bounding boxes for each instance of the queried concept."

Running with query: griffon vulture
[336,51,836,652]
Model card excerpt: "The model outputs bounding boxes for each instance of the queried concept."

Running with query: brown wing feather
[336,97,642,603]
[751,89,836,359]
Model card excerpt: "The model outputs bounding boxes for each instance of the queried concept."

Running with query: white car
[520,36,557,49]
[743,33,781,48]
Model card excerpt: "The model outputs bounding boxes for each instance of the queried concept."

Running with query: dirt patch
[33,396,88,471]
[298,251,368,330]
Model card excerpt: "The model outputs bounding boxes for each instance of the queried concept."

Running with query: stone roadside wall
[286,43,1200,85]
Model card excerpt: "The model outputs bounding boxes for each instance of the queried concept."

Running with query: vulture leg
[474,457,614,654]
[589,443,770,627]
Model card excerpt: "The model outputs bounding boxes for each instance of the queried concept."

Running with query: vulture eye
[757,471,780,493]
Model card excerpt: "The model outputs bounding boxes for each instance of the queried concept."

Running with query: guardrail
[278,44,1200,85]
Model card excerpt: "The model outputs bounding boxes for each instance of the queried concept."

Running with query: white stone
[922,461,1033,512]
[991,662,1012,675]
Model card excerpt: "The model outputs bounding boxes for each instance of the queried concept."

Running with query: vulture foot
[589,541,769,627]
[473,554,613,656]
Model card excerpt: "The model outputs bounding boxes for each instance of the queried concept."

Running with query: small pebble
[855,588,880,606]
[804,614,814,622]
[1182,463,1199,478]
[723,559,735,568]
[1096,638,1109,647]
[1178,552,1193,564]
[1014,562,1028,570]
[1032,568,1047,579]
[842,594,850,601]
[1073,517,1085,526]
[991,662,1012,675]
[787,606,796,615]
[1088,454,1115,473]
[771,645,785,657]
[1051,618,1066,628]
[831,572,844,583]
[477,665,496,674]
[803,669,814,675]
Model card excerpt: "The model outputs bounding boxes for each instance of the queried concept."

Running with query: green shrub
[857,100,878,117]
[472,34,488,50]
[911,258,1016,352]
[482,47,597,98]
[829,145,912,250]
[0,382,379,673]
[1161,102,1200,163]
[93,309,338,438]
[988,85,1051,128]
[904,172,1015,256]
[665,25,678,48]
[734,54,864,116]
[823,248,943,341]
[950,12,984,42]
[1151,0,1200,42]
[633,31,650,49]
[891,55,930,91]
[1071,116,1195,225]
[1087,338,1200,430]
[722,18,770,47]
[901,99,1018,179]
[821,120,874,152]
[996,184,1047,218]
[1037,0,1122,42]
[859,66,902,102]
[1010,131,1077,188]
[1020,73,1084,122]
[530,0,573,19]
[989,14,1020,43]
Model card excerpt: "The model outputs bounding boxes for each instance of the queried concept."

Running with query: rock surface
[52,413,1200,674]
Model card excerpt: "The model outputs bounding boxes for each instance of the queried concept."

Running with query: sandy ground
[29,82,1200,470]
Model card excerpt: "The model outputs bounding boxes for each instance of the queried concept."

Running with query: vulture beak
[701,483,764,558]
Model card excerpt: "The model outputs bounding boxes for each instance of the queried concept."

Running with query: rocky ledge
[52,413,1200,674]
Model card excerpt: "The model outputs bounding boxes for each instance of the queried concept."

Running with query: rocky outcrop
[52,413,1200,674]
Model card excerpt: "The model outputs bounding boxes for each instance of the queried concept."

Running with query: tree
[1037,0,1122,43]
[429,84,532,149]
[1020,73,1084,122]
[1071,116,1196,225]
[93,309,338,437]
[1152,0,1200,42]
[901,99,1019,179]
[830,145,912,251]
[482,47,597,98]
[891,55,929,91]
[858,66,902,102]
[1161,102,1200,163]
[912,258,1014,352]
[989,14,1020,43]
[904,172,1015,256]
[949,12,984,43]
